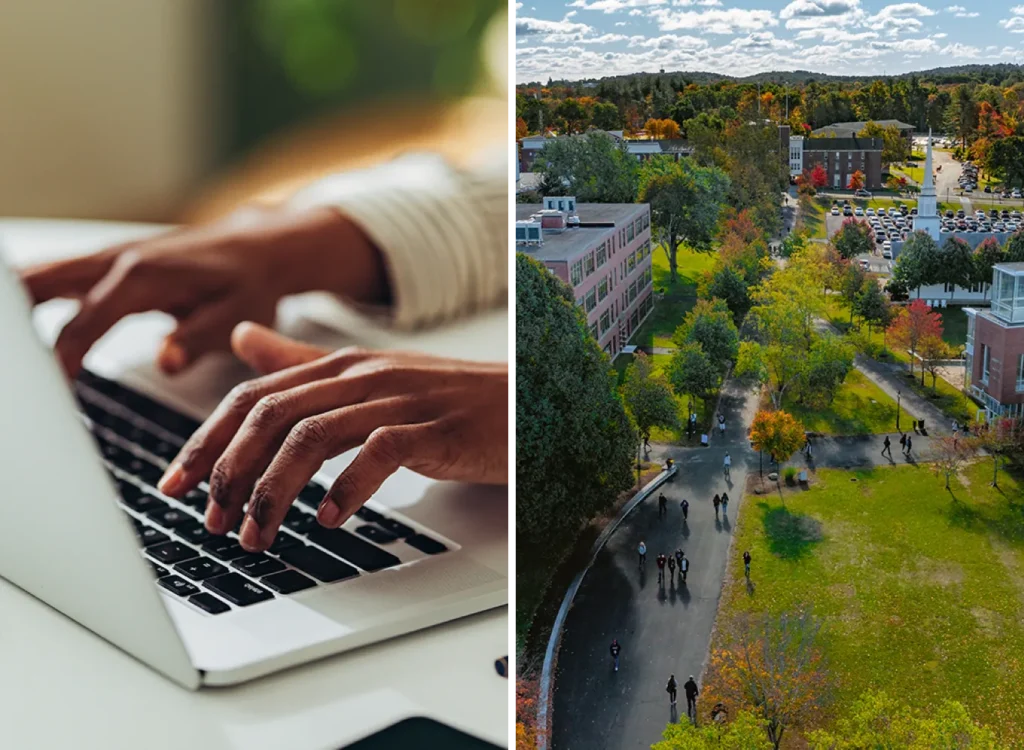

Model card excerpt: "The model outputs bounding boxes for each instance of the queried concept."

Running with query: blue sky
[516,0,1024,83]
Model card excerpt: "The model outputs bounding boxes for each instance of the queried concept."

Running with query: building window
[1017,354,1024,392]
[627,223,634,242]
[981,343,990,384]
[627,253,636,274]
[629,280,638,304]
[585,288,597,313]
[599,310,611,336]
[570,261,583,287]
[584,252,595,277]
[598,278,608,302]
[589,322,599,339]
[596,243,607,268]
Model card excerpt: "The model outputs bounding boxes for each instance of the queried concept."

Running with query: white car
[883,248,893,259]
[830,206,840,215]
[855,207,864,216]
[866,207,875,216]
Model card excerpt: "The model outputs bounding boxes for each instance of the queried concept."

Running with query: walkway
[549,375,761,750]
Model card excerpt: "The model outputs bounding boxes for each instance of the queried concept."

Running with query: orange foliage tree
[749,409,805,465]
[847,169,865,191]
[516,677,539,750]
[516,117,528,140]
[709,611,829,750]
[887,299,942,376]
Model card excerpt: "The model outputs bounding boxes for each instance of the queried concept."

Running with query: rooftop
[994,262,1024,275]
[515,202,644,226]
[802,137,883,151]
[813,120,914,134]
[515,202,647,262]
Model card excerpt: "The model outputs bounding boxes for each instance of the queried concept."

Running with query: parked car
[831,206,840,215]
[854,207,864,216]
[854,189,872,198]
[866,207,876,216]
[882,248,893,259]
[843,205,853,216]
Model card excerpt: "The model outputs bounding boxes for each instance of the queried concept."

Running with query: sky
[515,0,1024,83]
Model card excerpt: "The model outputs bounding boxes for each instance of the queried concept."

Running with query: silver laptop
[0,256,507,689]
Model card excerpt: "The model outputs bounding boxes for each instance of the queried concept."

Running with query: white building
[788,136,804,178]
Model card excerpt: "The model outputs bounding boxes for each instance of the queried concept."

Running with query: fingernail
[206,502,227,534]
[158,462,185,496]
[159,341,187,375]
[317,499,342,527]
[239,516,261,550]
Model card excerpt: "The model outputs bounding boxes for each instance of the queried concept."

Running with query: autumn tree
[749,409,806,464]
[590,101,621,131]
[932,435,977,491]
[621,352,678,452]
[516,117,528,140]
[832,219,874,260]
[809,163,828,189]
[652,711,772,750]
[918,334,954,389]
[887,299,942,376]
[711,610,829,750]
[1005,229,1024,263]
[673,298,740,368]
[978,417,1022,487]
[847,169,865,191]
[556,98,588,134]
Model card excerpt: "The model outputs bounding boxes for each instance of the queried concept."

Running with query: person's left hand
[157,322,507,552]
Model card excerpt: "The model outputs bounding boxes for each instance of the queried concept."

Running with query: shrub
[784,467,798,484]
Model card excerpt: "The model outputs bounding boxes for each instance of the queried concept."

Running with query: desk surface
[0,219,509,750]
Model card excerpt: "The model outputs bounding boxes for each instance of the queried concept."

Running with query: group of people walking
[881,433,913,459]
[637,540,690,585]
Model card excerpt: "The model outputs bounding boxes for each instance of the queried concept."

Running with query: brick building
[515,198,654,358]
[800,137,884,190]
[964,263,1024,419]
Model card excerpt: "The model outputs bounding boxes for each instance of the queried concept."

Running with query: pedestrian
[667,554,676,578]
[656,553,667,584]
[882,434,892,459]
[718,413,726,435]
[952,419,959,433]
[723,452,731,478]
[610,639,621,671]
[953,427,959,448]
[674,548,683,574]
[804,432,812,458]
[638,540,647,570]
[667,675,678,706]
[712,494,721,519]
[680,553,689,583]
[905,434,912,456]
[899,432,907,453]
[743,550,751,579]
[721,492,729,516]
[643,431,651,452]
[684,675,699,719]
[680,498,689,520]
[658,492,667,518]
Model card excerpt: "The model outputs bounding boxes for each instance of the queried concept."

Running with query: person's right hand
[20,205,389,377]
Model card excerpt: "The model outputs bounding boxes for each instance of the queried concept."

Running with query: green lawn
[707,462,1024,747]
[893,164,924,185]
[629,244,715,350]
[802,197,829,239]
[782,369,913,436]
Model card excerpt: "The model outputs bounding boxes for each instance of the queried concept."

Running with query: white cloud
[932,31,947,38]
[1001,7,1024,32]
[579,33,630,43]
[565,10,578,18]
[945,5,979,17]
[780,0,860,20]
[628,33,710,49]
[566,0,667,12]
[516,16,594,42]
[614,21,628,26]
[944,4,964,10]
[795,27,879,42]
[942,42,980,57]
[649,7,779,34]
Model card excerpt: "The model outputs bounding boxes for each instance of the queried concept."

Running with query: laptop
[0,253,507,689]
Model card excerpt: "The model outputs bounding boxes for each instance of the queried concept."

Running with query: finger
[20,247,120,304]
[238,394,445,550]
[157,296,247,375]
[317,422,432,528]
[231,322,330,374]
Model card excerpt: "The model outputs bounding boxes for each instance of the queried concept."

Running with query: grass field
[782,369,912,436]
[627,244,716,351]
[803,197,829,239]
[706,462,1024,746]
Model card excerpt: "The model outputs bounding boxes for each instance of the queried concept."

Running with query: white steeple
[913,128,940,241]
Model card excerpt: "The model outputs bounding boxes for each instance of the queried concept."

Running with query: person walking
[905,434,913,457]
[712,494,721,519]
[656,553,667,584]
[674,548,683,575]
[638,540,647,570]
[723,452,731,479]
[803,431,812,458]
[680,498,689,521]
[743,550,751,579]
[658,492,668,518]
[680,552,689,584]
[899,432,907,454]
[718,413,726,436]
[721,492,729,517]
[610,639,621,672]
[666,675,678,707]
[684,676,699,719]
[667,554,676,579]
[882,435,892,459]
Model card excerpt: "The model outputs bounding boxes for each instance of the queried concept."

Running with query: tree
[831,219,874,261]
[516,117,528,140]
[809,163,828,190]
[847,170,864,191]
[919,333,954,389]
[668,342,719,408]
[590,101,620,131]
[882,124,910,165]
[945,84,977,150]
[555,98,588,134]
[802,335,855,407]
[840,261,867,324]
[891,231,941,298]
[931,434,977,491]
[978,417,1022,487]
[702,265,751,322]
[938,236,975,298]
[1006,229,1024,263]
[887,299,943,376]
[710,610,829,750]
[780,233,807,260]
[638,156,730,281]
[987,135,1024,187]
[749,410,806,464]
[652,711,772,750]
[516,255,635,583]
[621,352,678,452]
[535,131,639,203]
[673,298,739,368]
[973,236,1003,297]
[854,278,892,335]
[807,691,999,749]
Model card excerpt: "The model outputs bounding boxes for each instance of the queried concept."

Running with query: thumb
[230,322,329,374]
[158,297,245,375]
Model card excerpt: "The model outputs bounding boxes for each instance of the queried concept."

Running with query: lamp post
[896,389,902,431]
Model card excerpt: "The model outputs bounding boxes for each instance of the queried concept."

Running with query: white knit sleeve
[287,150,507,330]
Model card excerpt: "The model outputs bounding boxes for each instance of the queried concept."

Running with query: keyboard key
[121,489,166,513]
[175,557,228,581]
[148,541,200,564]
[117,478,143,503]
[137,526,170,548]
[376,518,414,538]
[158,575,199,597]
[150,561,169,578]
[356,525,399,544]
[189,592,230,615]
[296,483,327,510]
[284,513,316,535]
[307,528,401,572]
[180,488,208,511]
[176,521,212,546]
[147,506,195,529]
[261,570,317,594]
[268,531,302,554]
[125,456,163,486]
[405,533,448,556]
[231,554,286,577]
[278,546,359,583]
[203,573,274,606]
[354,506,385,523]
[201,537,250,561]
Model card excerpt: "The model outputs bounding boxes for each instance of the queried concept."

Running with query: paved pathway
[550,375,760,750]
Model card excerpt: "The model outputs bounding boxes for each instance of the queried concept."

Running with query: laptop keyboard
[73,369,449,615]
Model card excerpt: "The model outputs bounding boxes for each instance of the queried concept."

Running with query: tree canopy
[534,131,638,203]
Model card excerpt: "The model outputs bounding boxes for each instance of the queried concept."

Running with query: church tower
[912,128,941,241]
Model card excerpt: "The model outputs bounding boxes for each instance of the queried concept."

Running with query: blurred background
[0,0,507,224]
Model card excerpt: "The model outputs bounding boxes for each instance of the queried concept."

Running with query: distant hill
[520,64,1024,88]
